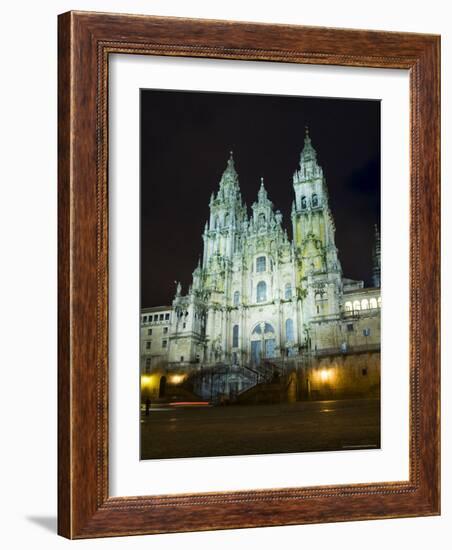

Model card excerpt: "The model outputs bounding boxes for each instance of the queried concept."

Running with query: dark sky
[141,89,380,308]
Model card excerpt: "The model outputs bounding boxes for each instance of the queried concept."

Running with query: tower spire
[372,224,381,287]
[300,125,316,164]
[218,150,239,190]
[258,177,269,202]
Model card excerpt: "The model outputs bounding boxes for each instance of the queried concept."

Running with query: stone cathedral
[141,129,381,399]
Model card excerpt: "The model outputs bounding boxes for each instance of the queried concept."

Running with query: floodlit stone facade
[141,129,381,381]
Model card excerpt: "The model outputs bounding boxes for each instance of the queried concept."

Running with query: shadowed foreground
[140,398,380,460]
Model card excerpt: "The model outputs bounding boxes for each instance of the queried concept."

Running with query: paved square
[140,398,380,460]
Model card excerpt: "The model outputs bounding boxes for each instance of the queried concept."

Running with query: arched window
[312,193,318,207]
[369,298,377,309]
[251,323,275,361]
[224,213,230,226]
[301,196,307,209]
[378,296,382,308]
[345,301,353,311]
[353,300,361,311]
[285,319,294,342]
[214,216,219,229]
[256,281,267,303]
[252,324,262,335]
[232,325,239,348]
[258,212,266,227]
[233,290,240,306]
[284,282,292,300]
[361,299,369,310]
[256,256,266,272]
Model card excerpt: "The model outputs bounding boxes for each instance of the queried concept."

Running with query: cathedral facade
[141,130,381,383]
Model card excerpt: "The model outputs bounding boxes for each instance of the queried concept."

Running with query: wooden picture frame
[58,11,440,538]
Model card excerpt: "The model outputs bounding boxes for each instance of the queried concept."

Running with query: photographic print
[139,89,381,460]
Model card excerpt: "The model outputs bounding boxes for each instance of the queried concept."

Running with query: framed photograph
[58,11,440,538]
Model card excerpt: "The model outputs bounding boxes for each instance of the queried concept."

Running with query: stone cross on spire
[225,150,235,172]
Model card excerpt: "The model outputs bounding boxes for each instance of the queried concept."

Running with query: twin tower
[167,127,361,367]
[199,126,341,294]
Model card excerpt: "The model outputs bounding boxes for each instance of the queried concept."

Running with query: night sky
[141,90,380,308]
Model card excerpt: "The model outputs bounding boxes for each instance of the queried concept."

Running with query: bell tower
[202,152,247,269]
[291,128,342,323]
[291,127,341,281]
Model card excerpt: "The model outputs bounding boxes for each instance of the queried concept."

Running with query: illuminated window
[232,325,239,348]
[353,300,361,311]
[256,256,266,272]
[256,281,267,302]
[284,283,292,300]
[361,299,369,310]
[378,296,382,308]
[285,319,294,341]
[233,291,240,306]
[369,298,377,309]
[344,301,353,311]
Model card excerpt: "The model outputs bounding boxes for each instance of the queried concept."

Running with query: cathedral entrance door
[251,340,261,364]
[251,322,276,364]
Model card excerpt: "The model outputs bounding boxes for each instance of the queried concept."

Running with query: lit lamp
[141,373,152,390]
[170,374,185,385]
[140,374,153,416]
[320,369,329,382]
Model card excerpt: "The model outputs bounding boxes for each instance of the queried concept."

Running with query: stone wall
[297,350,380,400]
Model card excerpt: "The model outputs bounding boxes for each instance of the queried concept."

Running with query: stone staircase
[183,361,288,404]
[157,384,203,403]
[236,372,294,405]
